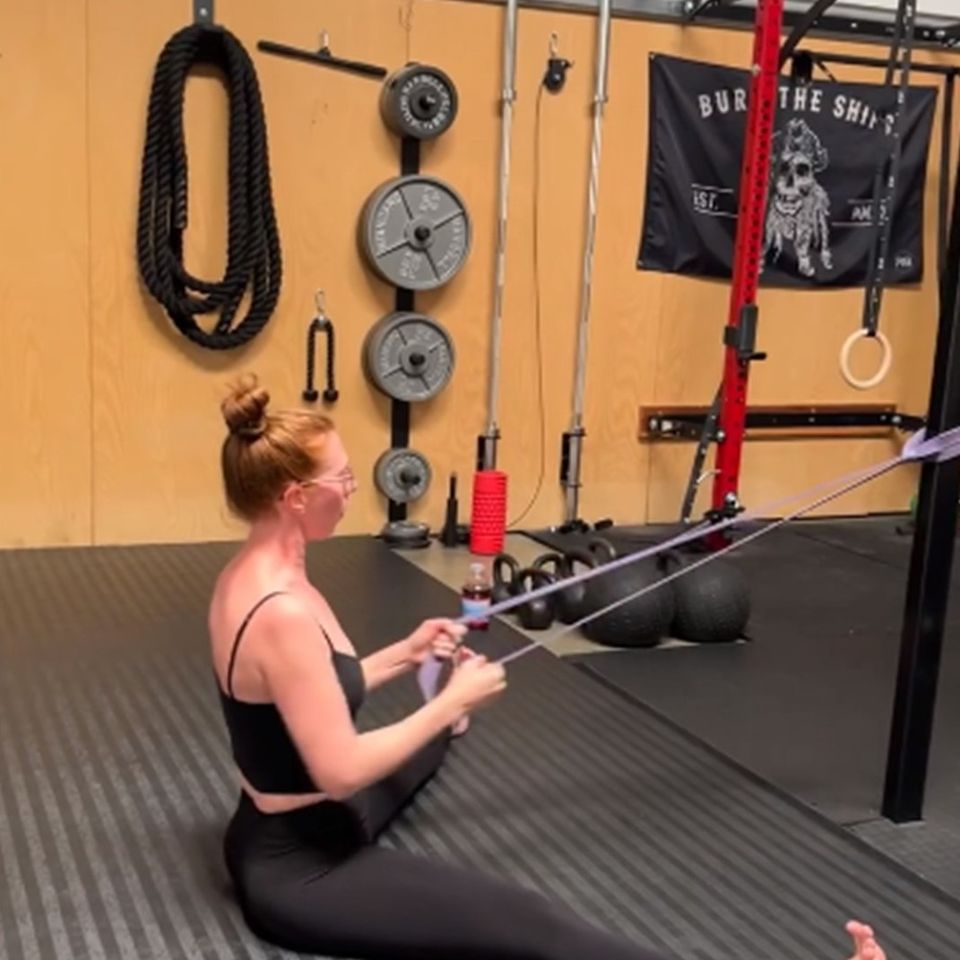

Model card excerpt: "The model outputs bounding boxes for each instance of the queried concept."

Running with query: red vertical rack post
[708,0,785,546]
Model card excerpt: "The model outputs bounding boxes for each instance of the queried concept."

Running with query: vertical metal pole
[882,146,960,823]
[708,0,784,539]
[479,0,519,472]
[562,0,612,524]
[938,72,955,293]
[859,0,917,338]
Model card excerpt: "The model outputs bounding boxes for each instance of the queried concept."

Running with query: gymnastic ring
[839,328,893,390]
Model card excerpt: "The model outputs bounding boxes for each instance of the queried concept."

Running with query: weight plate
[380,63,458,140]
[360,175,471,291]
[374,448,432,504]
[363,311,455,403]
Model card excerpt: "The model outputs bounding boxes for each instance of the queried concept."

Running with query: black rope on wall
[136,23,282,350]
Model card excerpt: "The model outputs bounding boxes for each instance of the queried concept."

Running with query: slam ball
[668,554,751,644]
[581,541,674,648]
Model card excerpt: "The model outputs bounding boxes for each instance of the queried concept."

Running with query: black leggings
[223,734,670,960]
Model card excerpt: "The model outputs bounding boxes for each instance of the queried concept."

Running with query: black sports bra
[216,590,366,795]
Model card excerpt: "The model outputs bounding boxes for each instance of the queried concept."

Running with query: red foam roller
[470,470,508,555]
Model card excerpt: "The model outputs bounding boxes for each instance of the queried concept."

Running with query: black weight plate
[380,63,458,140]
[374,448,432,503]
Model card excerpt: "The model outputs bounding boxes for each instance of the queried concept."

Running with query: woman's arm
[360,640,415,691]
[258,597,463,799]
[361,618,466,691]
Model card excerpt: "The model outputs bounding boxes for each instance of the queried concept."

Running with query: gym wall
[2,0,958,549]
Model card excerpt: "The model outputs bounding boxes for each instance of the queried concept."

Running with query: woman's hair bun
[222,374,270,439]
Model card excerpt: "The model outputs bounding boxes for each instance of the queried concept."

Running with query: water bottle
[461,561,492,631]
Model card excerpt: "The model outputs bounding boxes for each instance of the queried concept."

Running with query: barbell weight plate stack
[360,174,471,291]
[363,311,455,403]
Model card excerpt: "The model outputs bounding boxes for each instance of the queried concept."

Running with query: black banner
[638,55,937,287]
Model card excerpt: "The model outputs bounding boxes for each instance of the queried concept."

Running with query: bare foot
[845,921,887,960]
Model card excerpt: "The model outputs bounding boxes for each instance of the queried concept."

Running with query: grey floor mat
[1,537,959,960]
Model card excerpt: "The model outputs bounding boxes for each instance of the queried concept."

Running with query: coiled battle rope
[136,24,282,350]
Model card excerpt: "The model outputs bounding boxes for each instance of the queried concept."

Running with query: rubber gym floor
[2,518,960,960]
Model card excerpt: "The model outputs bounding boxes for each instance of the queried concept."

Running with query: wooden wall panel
[405,2,673,529]
[0,1,91,547]
[87,0,408,543]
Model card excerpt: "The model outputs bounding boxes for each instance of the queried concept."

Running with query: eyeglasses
[302,466,357,496]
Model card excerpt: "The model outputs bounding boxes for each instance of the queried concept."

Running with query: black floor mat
[1,536,960,959]
[564,518,960,894]
[789,516,916,570]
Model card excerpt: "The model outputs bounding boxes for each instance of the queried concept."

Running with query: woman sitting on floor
[208,373,888,960]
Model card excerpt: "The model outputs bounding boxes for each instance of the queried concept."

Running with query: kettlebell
[535,550,591,624]
[492,553,522,606]
[552,547,597,624]
[587,536,617,564]
[574,538,617,624]
[515,567,555,631]
[532,551,565,581]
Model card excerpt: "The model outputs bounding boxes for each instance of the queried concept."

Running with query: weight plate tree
[374,448,432,503]
[380,63,458,140]
[363,311,456,402]
[359,174,471,291]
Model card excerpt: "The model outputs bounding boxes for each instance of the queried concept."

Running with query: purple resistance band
[418,426,960,699]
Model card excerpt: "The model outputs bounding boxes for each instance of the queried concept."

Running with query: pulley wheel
[374,448,432,504]
[363,311,455,403]
[380,63,458,140]
[360,175,471,291]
